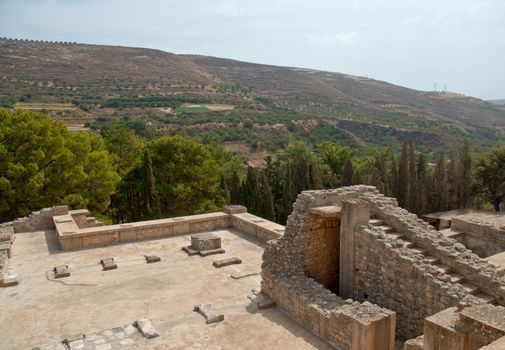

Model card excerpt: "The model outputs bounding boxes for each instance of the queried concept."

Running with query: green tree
[258,170,275,221]
[417,153,429,214]
[144,149,161,218]
[0,109,119,220]
[114,135,226,220]
[230,170,242,205]
[430,152,449,212]
[101,121,143,175]
[456,140,472,208]
[473,146,505,211]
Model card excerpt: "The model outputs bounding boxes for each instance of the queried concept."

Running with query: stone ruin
[261,185,505,349]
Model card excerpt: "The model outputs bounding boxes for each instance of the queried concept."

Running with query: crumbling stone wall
[262,186,397,350]
[13,206,68,233]
[353,224,468,339]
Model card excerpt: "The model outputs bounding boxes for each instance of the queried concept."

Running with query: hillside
[489,99,505,106]
[1,38,504,156]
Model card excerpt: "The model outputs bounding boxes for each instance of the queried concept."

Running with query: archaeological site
[2,185,505,350]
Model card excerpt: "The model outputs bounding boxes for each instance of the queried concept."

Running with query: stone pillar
[339,199,370,299]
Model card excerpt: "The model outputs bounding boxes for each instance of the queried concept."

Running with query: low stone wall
[230,213,284,243]
[424,304,505,349]
[451,216,505,258]
[13,206,68,233]
[54,208,283,250]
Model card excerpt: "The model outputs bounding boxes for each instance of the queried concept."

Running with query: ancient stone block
[199,248,225,257]
[231,272,258,279]
[134,319,159,339]
[54,264,70,278]
[248,290,276,310]
[191,233,221,251]
[100,258,117,271]
[213,257,242,268]
[223,205,247,214]
[194,304,224,324]
[0,274,18,287]
[145,255,161,264]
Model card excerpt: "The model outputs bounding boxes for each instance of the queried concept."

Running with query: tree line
[1,109,504,224]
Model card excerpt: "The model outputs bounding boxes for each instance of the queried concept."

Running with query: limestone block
[54,264,71,278]
[134,319,159,339]
[231,272,258,279]
[194,304,224,324]
[223,205,247,214]
[248,290,277,310]
[213,257,242,268]
[404,335,423,350]
[100,258,117,271]
[0,274,18,287]
[145,255,161,264]
[191,233,221,251]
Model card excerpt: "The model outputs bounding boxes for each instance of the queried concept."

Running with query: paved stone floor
[0,228,333,350]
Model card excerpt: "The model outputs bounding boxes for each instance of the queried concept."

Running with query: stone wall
[304,214,340,293]
[261,186,397,349]
[13,206,68,233]
[353,224,470,339]
[54,208,284,250]
[451,216,505,258]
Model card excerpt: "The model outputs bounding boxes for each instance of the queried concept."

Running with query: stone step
[369,218,384,226]
[403,240,417,249]
[460,282,479,295]
[389,232,405,240]
[410,247,426,255]
[376,225,395,233]
[423,255,441,264]
[434,264,452,274]
[448,273,465,284]
[439,228,464,239]
[475,292,496,304]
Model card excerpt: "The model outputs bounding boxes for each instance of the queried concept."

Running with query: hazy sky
[1,0,504,99]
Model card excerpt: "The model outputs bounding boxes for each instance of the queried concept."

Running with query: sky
[1,0,504,100]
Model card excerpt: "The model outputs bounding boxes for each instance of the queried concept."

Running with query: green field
[175,105,210,113]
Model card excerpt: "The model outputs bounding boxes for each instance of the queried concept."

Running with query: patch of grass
[175,105,210,113]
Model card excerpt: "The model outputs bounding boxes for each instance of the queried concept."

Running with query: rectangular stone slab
[100,258,117,271]
[145,255,161,264]
[134,319,159,339]
[199,248,225,257]
[0,275,18,287]
[54,264,71,278]
[213,257,242,268]
[230,272,258,279]
[248,290,276,310]
[182,246,199,256]
[194,304,224,324]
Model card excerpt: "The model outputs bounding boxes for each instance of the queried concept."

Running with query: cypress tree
[447,156,457,209]
[431,152,449,212]
[391,156,399,200]
[407,140,419,214]
[230,170,242,205]
[457,140,472,208]
[144,149,161,219]
[397,140,410,208]
[258,170,275,221]
[220,175,230,205]
[343,156,354,186]
[244,167,260,213]
[417,153,429,215]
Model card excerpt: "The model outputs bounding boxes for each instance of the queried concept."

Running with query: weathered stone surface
[231,272,258,279]
[223,205,247,214]
[198,248,225,257]
[0,274,18,287]
[134,319,159,339]
[145,255,161,264]
[213,257,242,268]
[248,290,276,310]
[191,233,221,251]
[194,304,224,324]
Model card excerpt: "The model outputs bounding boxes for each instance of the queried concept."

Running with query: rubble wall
[13,206,68,233]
